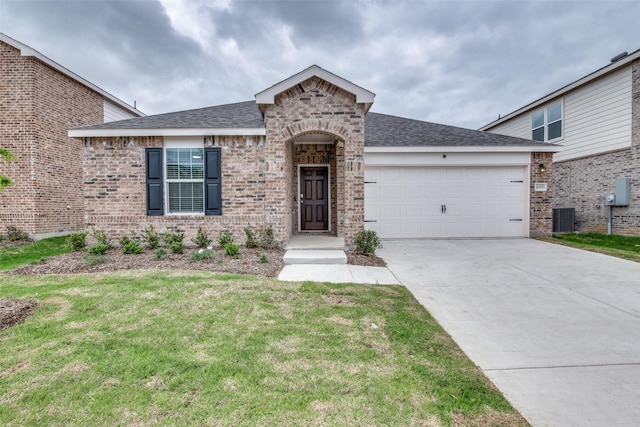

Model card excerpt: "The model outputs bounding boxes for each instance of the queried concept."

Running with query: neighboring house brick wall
[530,152,554,237]
[263,76,365,245]
[83,135,272,244]
[0,40,103,236]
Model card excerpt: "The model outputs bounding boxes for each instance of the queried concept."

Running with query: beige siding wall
[103,100,139,123]
[489,66,633,162]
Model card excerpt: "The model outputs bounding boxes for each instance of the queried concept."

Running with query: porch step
[283,249,348,265]
[285,235,345,251]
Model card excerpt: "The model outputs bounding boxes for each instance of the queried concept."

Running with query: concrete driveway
[378,239,640,427]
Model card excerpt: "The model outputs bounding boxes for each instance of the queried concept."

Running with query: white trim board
[69,128,267,138]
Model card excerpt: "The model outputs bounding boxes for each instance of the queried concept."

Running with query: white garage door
[365,166,528,238]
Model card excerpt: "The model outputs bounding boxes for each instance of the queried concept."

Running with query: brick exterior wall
[552,59,640,235]
[84,135,274,244]
[0,40,103,237]
[263,76,366,245]
[530,152,554,237]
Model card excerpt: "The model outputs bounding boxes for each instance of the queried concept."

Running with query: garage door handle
[441,204,447,214]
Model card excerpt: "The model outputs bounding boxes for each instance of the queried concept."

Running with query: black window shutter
[204,147,222,215]
[145,148,163,216]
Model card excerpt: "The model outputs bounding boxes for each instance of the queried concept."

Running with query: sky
[0,0,638,130]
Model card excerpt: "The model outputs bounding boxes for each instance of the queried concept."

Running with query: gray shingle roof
[365,112,553,147]
[73,101,264,130]
[73,99,553,148]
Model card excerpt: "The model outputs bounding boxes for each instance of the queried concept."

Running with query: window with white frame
[165,147,204,213]
[531,100,562,142]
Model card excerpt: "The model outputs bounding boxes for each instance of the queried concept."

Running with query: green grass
[0,271,527,426]
[551,232,640,262]
[0,236,70,271]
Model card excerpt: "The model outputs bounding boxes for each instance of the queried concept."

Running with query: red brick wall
[0,40,103,237]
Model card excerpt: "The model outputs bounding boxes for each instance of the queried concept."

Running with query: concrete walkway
[278,264,399,285]
[378,239,640,427]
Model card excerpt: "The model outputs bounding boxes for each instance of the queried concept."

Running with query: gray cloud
[0,0,638,128]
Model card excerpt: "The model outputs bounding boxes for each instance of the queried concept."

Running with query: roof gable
[255,65,375,112]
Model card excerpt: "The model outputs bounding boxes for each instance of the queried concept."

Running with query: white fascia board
[255,65,375,105]
[480,50,640,130]
[68,127,266,138]
[0,33,143,118]
[365,145,561,154]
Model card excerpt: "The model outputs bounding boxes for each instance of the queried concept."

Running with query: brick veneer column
[530,152,554,237]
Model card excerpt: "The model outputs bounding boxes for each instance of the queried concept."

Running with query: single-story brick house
[70,66,559,246]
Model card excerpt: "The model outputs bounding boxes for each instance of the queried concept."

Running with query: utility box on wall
[614,178,630,206]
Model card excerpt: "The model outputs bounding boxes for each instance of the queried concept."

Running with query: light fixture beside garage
[539,163,546,173]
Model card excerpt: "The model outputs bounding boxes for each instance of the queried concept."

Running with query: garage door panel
[365,166,527,238]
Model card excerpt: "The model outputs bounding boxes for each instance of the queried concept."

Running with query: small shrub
[244,227,258,248]
[170,241,183,254]
[142,225,161,249]
[66,232,87,251]
[155,248,166,260]
[190,249,213,261]
[257,252,268,263]
[224,243,240,259]
[354,229,382,255]
[6,226,29,242]
[83,255,108,266]
[163,230,184,245]
[258,226,279,249]
[88,243,109,255]
[119,236,142,255]
[89,226,112,248]
[218,230,234,247]
[191,227,212,248]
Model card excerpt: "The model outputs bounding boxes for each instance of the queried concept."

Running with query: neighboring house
[70,65,557,246]
[481,49,640,235]
[0,33,143,238]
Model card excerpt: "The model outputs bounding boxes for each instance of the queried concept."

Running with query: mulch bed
[0,298,37,331]
[0,239,34,248]
[2,247,386,277]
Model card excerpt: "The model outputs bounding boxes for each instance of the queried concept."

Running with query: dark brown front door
[300,167,328,231]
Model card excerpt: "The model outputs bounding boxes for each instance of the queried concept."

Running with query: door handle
[444,204,446,214]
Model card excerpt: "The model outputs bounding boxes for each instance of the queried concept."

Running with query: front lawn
[0,271,527,426]
[551,232,640,262]
[0,236,70,271]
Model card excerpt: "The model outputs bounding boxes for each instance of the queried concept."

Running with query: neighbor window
[531,100,563,142]
[166,147,204,213]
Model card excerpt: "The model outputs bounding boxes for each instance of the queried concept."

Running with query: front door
[300,167,328,231]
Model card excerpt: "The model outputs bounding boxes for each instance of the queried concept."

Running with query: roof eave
[68,127,267,138]
[365,145,562,153]
[480,49,640,130]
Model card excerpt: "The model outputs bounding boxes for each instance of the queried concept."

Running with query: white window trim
[164,137,205,216]
[531,100,564,142]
